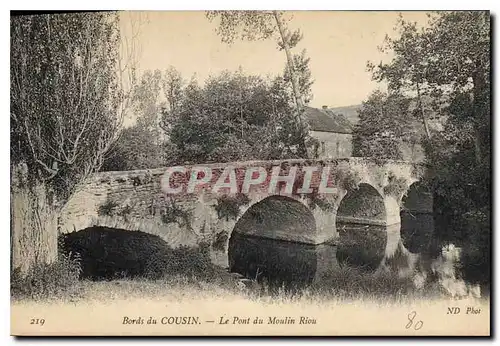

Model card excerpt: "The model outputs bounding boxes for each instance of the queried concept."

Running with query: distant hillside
[326,104,362,126]
[326,101,445,135]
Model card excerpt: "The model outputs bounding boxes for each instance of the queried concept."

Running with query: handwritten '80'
[406,311,423,330]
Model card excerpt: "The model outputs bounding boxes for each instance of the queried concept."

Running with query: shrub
[145,244,216,280]
[459,210,490,286]
[97,199,119,216]
[159,202,193,229]
[383,172,409,197]
[212,231,229,251]
[11,253,82,300]
[59,227,229,284]
[308,191,336,211]
[336,168,361,191]
[213,194,250,221]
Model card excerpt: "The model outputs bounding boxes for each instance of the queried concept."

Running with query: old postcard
[10,10,491,336]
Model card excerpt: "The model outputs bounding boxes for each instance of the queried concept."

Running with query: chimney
[322,105,328,110]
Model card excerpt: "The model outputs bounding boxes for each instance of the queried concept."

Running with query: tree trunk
[272,11,309,158]
[471,68,487,164]
[472,127,482,165]
[11,167,58,274]
[416,82,431,141]
[273,11,303,112]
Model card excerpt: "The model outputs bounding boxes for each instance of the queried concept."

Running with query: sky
[119,11,431,109]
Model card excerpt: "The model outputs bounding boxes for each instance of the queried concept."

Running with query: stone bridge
[60,158,433,268]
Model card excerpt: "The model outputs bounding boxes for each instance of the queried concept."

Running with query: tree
[103,67,187,171]
[368,15,435,141]
[283,49,314,105]
[205,11,312,157]
[352,90,415,160]
[101,124,167,171]
[164,70,303,164]
[368,11,490,163]
[130,70,163,130]
[10,12,133,271]
[368,11,491,284]
[162,66,185,118]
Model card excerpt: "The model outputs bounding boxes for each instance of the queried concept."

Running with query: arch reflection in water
[228,195,332,291]
[229,223,431,290]
[228,232,337,291]
[335,183,389,271]
[335,223,388,272]
[400,182,435,253]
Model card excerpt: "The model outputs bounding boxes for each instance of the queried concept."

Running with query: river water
[228,209,435,291]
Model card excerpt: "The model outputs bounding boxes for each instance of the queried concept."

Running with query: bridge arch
[228,195,318,288]
[59,225,177,280]
[334,183,389,271]
[230,194,316,243]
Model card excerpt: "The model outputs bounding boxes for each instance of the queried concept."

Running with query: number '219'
[30,318,45,326]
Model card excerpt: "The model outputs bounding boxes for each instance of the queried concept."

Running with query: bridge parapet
[60,158,431,267]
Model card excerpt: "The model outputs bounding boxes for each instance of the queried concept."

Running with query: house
[305,104,435,163]
[304,106,354,159]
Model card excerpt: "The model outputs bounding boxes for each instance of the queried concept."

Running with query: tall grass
[11,253,82,301]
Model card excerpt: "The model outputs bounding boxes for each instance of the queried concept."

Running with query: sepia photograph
[9,9,491,336]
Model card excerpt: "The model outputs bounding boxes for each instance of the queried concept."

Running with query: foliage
[383,172,409,198]
[205,11,278,44]
[159,201,193,229]
[58,227,221,281]
[340,170,362,192]
[459,210,490,285]
[334,166,362,191]
[212,231,229,252]
[307,192,335,211]
[367,11,490,283]
[102,69,169,171]
[161,66,185,128]
[101,124,167,171]
[11,252,82,300]
[352,90,416,160]
[11,12,124,201]
[206,10,312,156]
[214,194,251,221]
[282,49,315,105]
[97,199,119,217]
[164,70,308,164]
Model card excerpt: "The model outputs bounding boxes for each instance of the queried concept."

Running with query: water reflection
[401,211,435,253]
[228,232,333,291]
[335,223,387,271]
[229,213,435,291]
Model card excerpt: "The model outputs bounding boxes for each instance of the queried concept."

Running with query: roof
[326,104,362,126]
[304,106,354,134]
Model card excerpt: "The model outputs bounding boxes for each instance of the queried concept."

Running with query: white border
[2,1,498,345]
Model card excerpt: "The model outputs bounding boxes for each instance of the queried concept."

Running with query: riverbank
[11,279,490,336]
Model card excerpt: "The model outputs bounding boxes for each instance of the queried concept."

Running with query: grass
[11,256,448,305]
[11,253,82,301]
[11,226,489,305]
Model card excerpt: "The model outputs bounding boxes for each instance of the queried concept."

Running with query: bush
[145,243,217,280]
[159,202,193,229]
[459,210,490,286]
[59,227,224,283]
[11,253,82,300]
[97,199,119,216]
[213,194,250,221]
